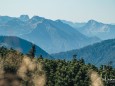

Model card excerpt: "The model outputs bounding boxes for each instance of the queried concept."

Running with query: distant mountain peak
[31,16,45,20]
[87,20,99,24]
[29,16,45,24]
[19,15,29,22]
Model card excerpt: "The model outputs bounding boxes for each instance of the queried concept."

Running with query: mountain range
[51,39,115,67]
[0,15,114,67]
[0,36,52,59]
[0,15,100,53]
[61,20,115,40]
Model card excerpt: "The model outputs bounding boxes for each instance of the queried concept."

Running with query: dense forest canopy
[0,47,114,86]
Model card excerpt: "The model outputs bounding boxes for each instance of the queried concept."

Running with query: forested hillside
[52,39,115,67]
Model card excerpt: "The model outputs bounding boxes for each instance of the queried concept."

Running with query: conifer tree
[27,43,36,58]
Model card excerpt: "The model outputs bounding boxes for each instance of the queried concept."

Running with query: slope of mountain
[0,15,33,36]
[20,17,100,53]
[0,16,15,25]
[51,39,115,67]
[0,36,52,58]
[111,23,115,25]
[63,20,115,40]
[79,20,115,39]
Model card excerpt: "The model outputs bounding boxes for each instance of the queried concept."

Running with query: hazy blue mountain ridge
[62,19,115,40]
[20,18,100,53]
[0,36,52,58]
[51,39,115,67]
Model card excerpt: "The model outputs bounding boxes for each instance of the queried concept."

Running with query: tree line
[0,46,114,86]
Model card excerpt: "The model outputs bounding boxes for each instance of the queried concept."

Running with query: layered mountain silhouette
[20,17,100,53]
[0,36,52,58]
[0,15,100,53]
[51,39,115,67]
[62,20,115,40]
[0,15,114,67]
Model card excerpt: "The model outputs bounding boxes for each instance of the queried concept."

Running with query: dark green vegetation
[0,47,115,86]
[52,39,115,67]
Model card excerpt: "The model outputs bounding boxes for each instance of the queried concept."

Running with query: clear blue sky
[0,0,115,23]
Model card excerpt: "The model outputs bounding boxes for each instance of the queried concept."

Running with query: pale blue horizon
[0,0,115,23]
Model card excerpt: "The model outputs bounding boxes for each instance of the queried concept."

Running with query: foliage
[27,43,36,58]
[0,47,114,86]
